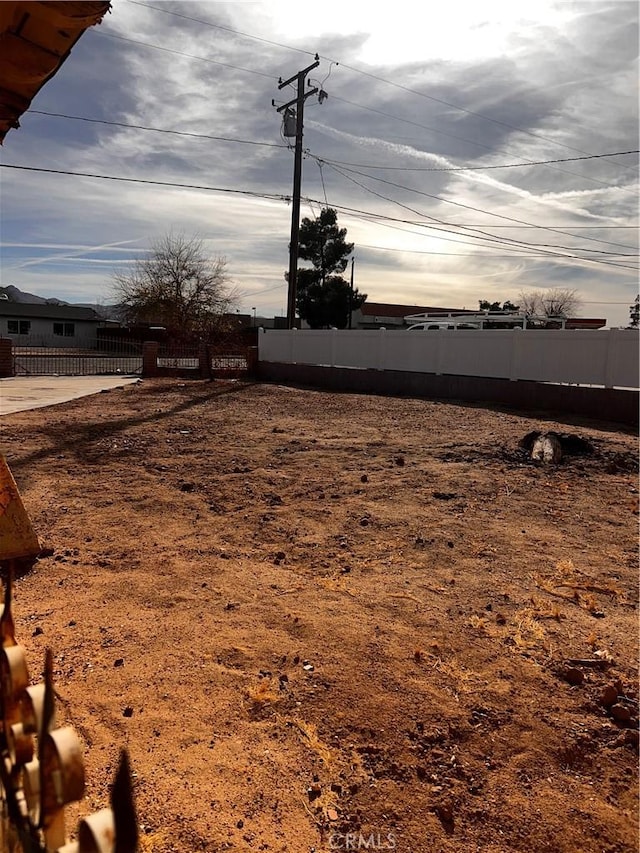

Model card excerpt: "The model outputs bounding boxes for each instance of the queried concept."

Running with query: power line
[2,162,636,274]
[0,163,288,201]
[314,156,639,252]
[357,243,638,259]
[313,198,639,273]
[29,110,287,149]
[126,0,639,173]
[95,30,275,80]
[300,199,636,259]
[31,108,638,185]
[305,171,639,271]
[326,96,621,189]
[329,71,639,175]
[314,149,640,172]
[417,226,639,229]
[99,16,631,191]
[126,0,313,58]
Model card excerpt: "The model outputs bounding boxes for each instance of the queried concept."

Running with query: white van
[405,312,568,331]
[406,321,481,331]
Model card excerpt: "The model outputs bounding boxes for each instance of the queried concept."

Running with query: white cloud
[0,0,637,329]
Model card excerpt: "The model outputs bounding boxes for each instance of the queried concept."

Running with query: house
[351,302,476,330]
[0,302,102,346]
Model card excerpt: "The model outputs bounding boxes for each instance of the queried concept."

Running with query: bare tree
[517,290,543,317]
[541,288,582,317]
[518,288,582,320]
[113,233,237,341]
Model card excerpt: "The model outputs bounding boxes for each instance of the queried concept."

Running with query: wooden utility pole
[348,256,355,329]
[276,56,319,328]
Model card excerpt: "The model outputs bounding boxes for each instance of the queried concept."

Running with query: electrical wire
[301,188,638,272]
[2,162,636,273]
[105,19,635,190]
[95,30,275,79]
[23,112,639,255]
[126,0,314,58]
[310,155,639,252]
[325,95,625,189]
[0,163,288,201]
[96,17,634,190]
[300,198,637,259]
[30,108,637,184]
[125,0,639,173]
[356,244,638,259]
[29,110,287,149]
[317,159,329,207]
[327,69,639,175]
[312,149,640,172]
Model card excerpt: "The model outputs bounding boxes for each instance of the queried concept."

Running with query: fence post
[508,329,522,381]
[434,330,443,376]
[603,328,618,389]
[377,327,386,370]
[142,341,159,377]
[199,343,211,379]
[247,346,258,376]
[0,338,13,377]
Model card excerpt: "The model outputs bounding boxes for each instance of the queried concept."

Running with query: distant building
[0,302,102,345]
[351,302,476,330]
[350,301,606,331]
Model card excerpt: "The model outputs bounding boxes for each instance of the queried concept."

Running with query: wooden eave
[0,1,111,144]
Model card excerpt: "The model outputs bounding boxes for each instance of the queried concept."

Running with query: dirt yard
[3,378,638,853]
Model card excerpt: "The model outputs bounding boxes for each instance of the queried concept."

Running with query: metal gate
[13,338,143,376]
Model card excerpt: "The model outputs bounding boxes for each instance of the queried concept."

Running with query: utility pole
[348,256,355,329]
[275,56,319,329]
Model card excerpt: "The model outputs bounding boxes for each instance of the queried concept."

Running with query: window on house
[7,320,30,335]
[53,322,75,337]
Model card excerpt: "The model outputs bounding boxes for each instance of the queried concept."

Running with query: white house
[0,302,102,346]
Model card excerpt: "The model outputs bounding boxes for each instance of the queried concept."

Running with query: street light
[252,307,257,326]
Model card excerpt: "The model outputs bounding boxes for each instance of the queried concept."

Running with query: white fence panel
[333,330,383,368]
[292,329,334,365]
[258,328,639,389]
[436,330,515,378]
[515,330,609,385]
[606,330,640,388]
[385,330,441,372]
[259,329,292,363]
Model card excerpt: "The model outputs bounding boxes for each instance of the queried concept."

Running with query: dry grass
[533,559,624,615]
[139,829,170,852]
[284,716,333,765]
[510,608,551,654]
[247,679,280,709]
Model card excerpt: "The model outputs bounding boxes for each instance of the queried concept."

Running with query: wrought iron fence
[12,338,143,377]
[157,343,200,371]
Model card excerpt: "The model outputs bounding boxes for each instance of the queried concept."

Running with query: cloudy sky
[1,0,638,325]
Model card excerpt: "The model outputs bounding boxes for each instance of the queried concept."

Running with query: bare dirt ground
[3,378,639,853]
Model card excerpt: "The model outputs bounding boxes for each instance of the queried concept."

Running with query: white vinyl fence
[258,328,639,389]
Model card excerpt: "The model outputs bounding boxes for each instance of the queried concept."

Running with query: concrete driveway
[0,376,141,415]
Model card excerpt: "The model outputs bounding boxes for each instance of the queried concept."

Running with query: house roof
[0,1,111,144]
[0,302,99,321]
[359,302,474,318]
[565,318,606,329]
